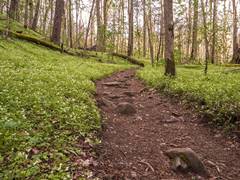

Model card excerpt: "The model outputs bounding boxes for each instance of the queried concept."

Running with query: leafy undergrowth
[0,14,43,38]
[138,65,240,131]
[0,38,131,179]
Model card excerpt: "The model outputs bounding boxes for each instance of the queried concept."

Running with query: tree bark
[127,0,134,56]
[31,0,41,31]
[96,0,105,51]
[8,0,19,20]
[24,0,29,28]
[68,0,73,48]
[201,0,209,73]
[147,0,154,66]
[164,0,176,76]
[143,0,146,57]
[84,0,95,49]
[232,0,240,64]
[211,0,217,64]
[42,0,51,34]
[51,0,65,45]
[190,0,199,61]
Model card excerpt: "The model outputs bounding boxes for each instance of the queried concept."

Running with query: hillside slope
[0,36,131,179]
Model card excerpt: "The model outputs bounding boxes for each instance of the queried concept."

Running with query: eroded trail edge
[94,69,240,179]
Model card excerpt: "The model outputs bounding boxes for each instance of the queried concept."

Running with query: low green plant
[0,38,131,179]
[138,65,240,131]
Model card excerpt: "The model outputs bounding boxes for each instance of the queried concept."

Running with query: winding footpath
[93,69,240,180]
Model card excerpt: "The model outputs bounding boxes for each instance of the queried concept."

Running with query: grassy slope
[138,65,240,131]
[0,36,131,179]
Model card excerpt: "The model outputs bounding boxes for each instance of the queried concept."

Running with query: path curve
[94,69,240,179]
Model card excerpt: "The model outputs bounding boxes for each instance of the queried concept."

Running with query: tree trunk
[29,0,34,26]
[147,0,154,66]
[157,0,164,62]
[96,0,104,51]
[190,0,199,61]
[127,0,134,56]
[164,0,176,76]
[103,0,108,50]
[186,0,192,59]
[68,0,73,48]
[84,0,95,49]
[31,0,41,31]
[201,0,209,73]
[42,0,50,34]
[143,0,146,57]
[232,0,240,64]
[8,0,19,20]
[51,0,65,45]
[24,0,29,28]
[211,0,217,64]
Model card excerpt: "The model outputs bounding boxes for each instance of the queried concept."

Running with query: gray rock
[165,148,208,176]
[116,102,136,115]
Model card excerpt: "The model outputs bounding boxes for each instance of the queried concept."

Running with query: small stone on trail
[103,81,121,87]
[124,91,135,97]
[165,148,208,177]
[116,102,136,115]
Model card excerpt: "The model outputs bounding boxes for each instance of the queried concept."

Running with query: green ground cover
[138,65,240,131]
[0,38,131,179]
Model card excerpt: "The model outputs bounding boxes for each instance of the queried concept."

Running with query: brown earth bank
[92,69,240,180]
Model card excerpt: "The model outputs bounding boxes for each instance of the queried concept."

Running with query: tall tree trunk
[127,0,134,56]
[232,0,240,64]
[29,0,34,26]
[42,0,50,34]
[211,0,217,64]
[164,0,176,76]
[147,0,154,66]
[31,0,41,31]
[51,0,65,45]
[186,0,192,59]
[96,0,104,51]
[103,0,108,50]
[157,0,164,62]
[75,0,80,48]
[84,0,95,48]
[201,0,209,73]
[121,0,125,53]
[24,0,29,28]
[190,0,199,61]
[68,0,73,48]
[143,0,146,57]
[8,0,19,20]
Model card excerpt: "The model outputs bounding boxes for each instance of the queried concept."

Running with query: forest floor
[93,69,240,180]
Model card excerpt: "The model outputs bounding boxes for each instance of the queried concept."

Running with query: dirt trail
[94,69,240,180]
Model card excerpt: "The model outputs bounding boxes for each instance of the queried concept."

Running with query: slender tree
[68,0,73,48]
[96,0,105,51]
[201,0,209,74]
[190,0,199,61]
[24,0,29,28]
[31,0,41,31]
[127,0,134,56]
[8,0,19,20]
[164,0,176,76]
[143,0,147,57]
[51,0,65,45]
[232,0,240,64]
[211,0,217,64]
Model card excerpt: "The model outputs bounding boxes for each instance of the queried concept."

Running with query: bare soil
[93,69,240,180]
